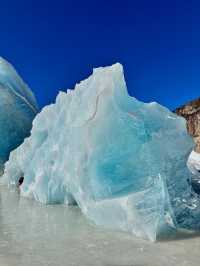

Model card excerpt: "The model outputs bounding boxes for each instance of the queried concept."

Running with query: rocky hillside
[175,98,200,152]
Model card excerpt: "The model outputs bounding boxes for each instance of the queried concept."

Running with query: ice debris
[2,63,200,241]
[0,57,38,174]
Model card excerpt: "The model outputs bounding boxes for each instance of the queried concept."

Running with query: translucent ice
[2,63,200,241]
[0,57,38,174]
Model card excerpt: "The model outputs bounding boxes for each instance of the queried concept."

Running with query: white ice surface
[0,185,200,266]
[187,151,200,176]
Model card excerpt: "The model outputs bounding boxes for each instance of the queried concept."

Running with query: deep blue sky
[0,0,198,110]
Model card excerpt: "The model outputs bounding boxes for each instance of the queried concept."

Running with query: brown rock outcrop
[175,98,200,152]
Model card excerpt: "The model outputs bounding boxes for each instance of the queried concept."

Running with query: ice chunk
[187,151,200,194]
[2,63,200,241]
[0,57,38,174]
[188,151,200,175]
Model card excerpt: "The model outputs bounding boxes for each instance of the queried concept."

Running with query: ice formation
[187,151,200,194]
[1,63,200,241]
[0,57,38,174]
[188,151,200,175]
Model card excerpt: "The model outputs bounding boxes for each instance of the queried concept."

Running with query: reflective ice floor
[0,186,200,266]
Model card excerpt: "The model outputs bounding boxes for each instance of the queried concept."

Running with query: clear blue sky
[0,0,198,110]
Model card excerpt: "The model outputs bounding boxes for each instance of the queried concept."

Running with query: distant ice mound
[0,57,38,174]
[2,63,200,241]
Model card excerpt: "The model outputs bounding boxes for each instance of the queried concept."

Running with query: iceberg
[2,63,200,241]
[0,57,38,174]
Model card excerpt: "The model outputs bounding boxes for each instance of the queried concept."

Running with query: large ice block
[2,63,200,241]
[0,57,38,174]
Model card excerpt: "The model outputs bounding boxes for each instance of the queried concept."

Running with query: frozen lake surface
[0,186,200,266]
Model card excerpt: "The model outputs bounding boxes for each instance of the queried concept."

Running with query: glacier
[0,57,38,174]
[1,63,200,241]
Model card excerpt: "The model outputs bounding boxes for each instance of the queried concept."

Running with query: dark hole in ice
[67,193,78,206]
[191,179,200,195]
[18,176,24,186]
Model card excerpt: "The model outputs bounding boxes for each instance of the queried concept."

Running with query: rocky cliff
[175,98,200,152]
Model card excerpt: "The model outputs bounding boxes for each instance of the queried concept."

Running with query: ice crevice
[6,83,38,114]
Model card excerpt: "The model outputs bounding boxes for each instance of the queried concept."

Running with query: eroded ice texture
[2,63,200,241]
[0,57,38,174]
